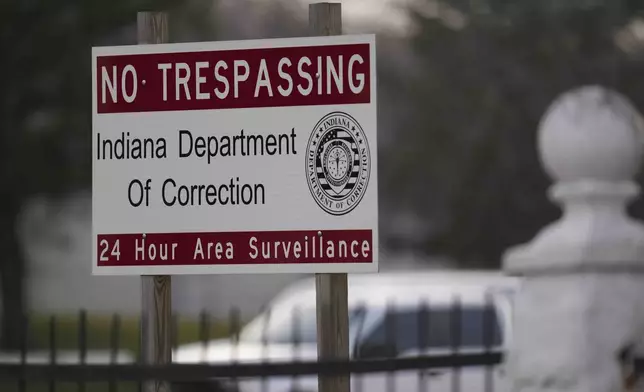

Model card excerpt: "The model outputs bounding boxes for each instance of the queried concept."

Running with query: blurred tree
[386,0,644,266]
[0,0,217,349]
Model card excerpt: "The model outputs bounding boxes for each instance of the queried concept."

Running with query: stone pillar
[503,86,644,392]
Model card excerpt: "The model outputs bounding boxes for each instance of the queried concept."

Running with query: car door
[352,302,505,392]
[236,305,368,392]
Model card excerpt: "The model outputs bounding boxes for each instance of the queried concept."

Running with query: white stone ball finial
[538,85,644,183]
[504,86,644,392]
[505,85,644,274]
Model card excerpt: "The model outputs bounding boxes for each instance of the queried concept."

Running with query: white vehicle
[173,271,520,392]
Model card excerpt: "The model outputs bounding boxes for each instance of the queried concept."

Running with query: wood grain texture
[308,5,347,374]
[141,275,172,392]
[309,4,349,390]
[315,273,350,392]
[138,13,171,392]
[308,2,342,36]
[311,10,349,392]
[137,12,169,44]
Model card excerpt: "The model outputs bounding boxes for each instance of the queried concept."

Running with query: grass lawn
[1,382,141,392]
[0,313,234,392]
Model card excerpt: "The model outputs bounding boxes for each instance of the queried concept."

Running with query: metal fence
[0,296,506,392]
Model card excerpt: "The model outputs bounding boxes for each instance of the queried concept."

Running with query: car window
[241,306,365,344]
[262,307,318,344]
[356,305,502,358]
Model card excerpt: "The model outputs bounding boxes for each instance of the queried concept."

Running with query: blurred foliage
[0,0,219,196]
[26,313,230,354]
[0,312,230,392]
[0,0,218,348]
[0,383,139,392]
[0,313,229,392]
[383,0,644,265]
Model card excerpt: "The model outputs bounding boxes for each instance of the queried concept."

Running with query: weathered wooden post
[309,5,351,392]
[504,86,644,392]
[137,12,172,392]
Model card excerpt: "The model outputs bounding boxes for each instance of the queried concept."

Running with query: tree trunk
[0,200,25,350]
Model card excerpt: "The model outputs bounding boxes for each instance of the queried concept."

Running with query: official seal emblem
[305,112,371,216]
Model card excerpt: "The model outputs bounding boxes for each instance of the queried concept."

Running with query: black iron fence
[0,296,507,392]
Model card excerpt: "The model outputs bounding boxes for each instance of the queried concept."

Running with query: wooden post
[309,6,350,392]
[138,12,169,45]
[315,273,350,392]
[137,12,172,392]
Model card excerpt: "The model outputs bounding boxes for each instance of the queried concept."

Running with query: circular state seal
[305,112,371,216]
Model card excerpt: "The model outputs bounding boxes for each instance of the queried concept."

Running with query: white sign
[91,34,378,275]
